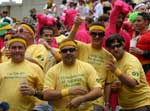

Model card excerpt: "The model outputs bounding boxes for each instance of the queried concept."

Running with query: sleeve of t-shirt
[125,59,142,84]
[43,68,57,91]
[27,65,44,91]
[35,66,44,90]
[31,45,48,69]
[86,64,102,89]
[106,71,116,84]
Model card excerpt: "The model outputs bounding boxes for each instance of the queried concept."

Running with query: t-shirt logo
[96,78,100,83]
[132,72,140,77]
[37,55,44,61]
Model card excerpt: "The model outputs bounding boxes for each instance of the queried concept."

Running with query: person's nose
[15,48,20,52]
[66,50,71,54]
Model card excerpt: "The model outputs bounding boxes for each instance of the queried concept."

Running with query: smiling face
[9,42,26,63]
[108,40,124,60]
[41,29,54,45]
[60,46,77,66]
[90,30,105,49]
[134,15,148,32]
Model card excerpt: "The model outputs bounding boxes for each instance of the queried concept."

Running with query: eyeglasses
[110,44,122,49]
[16,28,30,34]
[61,48,76,53]
[90,31,105,37]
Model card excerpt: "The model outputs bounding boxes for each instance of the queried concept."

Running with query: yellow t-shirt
[1,47,10,62]
[77,41,115,107]
[0,60,44,111]
[116,52,150,109]
[25,44,48,70]
[44,48,58,73]
[44,59,101,111]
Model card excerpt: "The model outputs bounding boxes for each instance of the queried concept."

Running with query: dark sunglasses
[90,31,105,37]
[61,48,76,53]
[16,28,29,33]
[110,44,122,49]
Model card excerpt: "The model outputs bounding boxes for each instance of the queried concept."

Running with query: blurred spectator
[43,0,58,18]
[0,22,12,49]
[90,0,103,21]
[77,0,90,18]
[134,3,147,12]
[0,102,9,111]
[32,104,52,111]
[22,16,29,24]
[0,11,13,24]
[28,8,37,26]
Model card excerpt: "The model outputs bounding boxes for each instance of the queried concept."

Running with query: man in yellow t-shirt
[16,23,48,70]
[68,17,115,110]
[39,26,61,73]
[43,40,102,111]
[106,34,150,111]
[0,35,44,111]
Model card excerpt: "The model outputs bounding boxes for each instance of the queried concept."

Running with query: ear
[145,20,149,26]
[75,47,79,57]
[122,42,125,49]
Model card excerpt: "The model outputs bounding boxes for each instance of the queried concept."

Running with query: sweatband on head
[21,24,35,36]
[89,25,105,32]
[8,38,27,47]
[4,34,12,40]
[59,41,77,49]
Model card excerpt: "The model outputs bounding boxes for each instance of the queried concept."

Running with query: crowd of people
[0,0,150,111]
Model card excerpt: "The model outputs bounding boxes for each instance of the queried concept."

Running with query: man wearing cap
[68,17,115,110]
[16,23,48,70]
[0,35,44,111]
[43,39,102,111]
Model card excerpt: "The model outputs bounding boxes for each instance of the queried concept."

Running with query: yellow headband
[59,41,77,49]
[8,38,27,47]
[89,25,105,32]
[0,24,12,30]
[21,24,35,36]
[4,34,12,40]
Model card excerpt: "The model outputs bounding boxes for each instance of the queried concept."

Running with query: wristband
[114,68,122,77]
[61,88,69,97]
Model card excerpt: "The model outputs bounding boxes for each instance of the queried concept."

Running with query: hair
[90,22,105,28]
[97,14,109,22]
[40,26,54,36]
[2,11,8,14]
[85,16,94,24]
[105,34,125,48]
[138,12,150,24]
[62,0,67,4]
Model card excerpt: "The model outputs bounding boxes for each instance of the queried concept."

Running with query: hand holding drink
[20,78,35,96]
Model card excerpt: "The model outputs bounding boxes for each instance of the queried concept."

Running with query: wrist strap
[61,88,69,97]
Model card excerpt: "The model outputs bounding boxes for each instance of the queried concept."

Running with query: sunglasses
[61,48,76,53]
[110,44,122,49]
[16,28,30,34]
[90,31,105,37]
